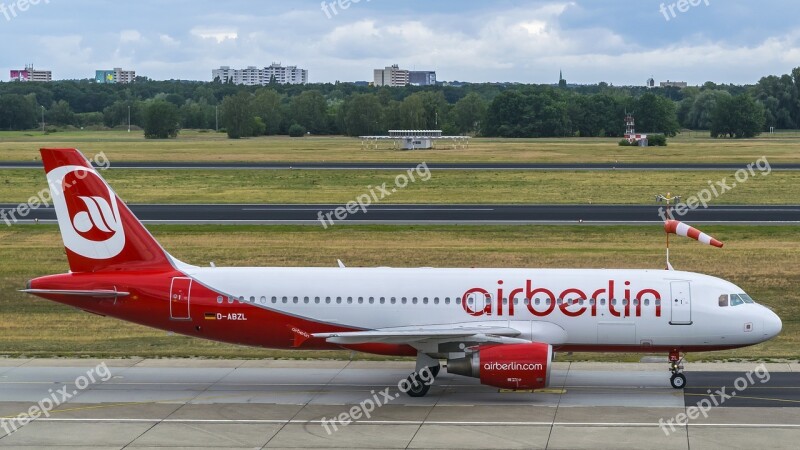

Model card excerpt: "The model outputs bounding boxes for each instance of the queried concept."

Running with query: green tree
[682,90,731,130]
[103,101,142,128]
[289,91,328,134]
[399,94,427,129]
[633,93,680,136]
[710,94,766,138]
[0,94,39,130]
[220,92,255,139]
[252,89,284,135]
[47,100,75,126]
[143,100,180,139]
[343,93,383,136]
[180,99,214,129]
[450,93,487,135]
[288,123,307,137]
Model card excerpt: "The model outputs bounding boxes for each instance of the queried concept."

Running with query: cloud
[190,27,238,43]
[2,1,800,84]
[119,30,142,43]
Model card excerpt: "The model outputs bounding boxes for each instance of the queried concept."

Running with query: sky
[2,0,800,85]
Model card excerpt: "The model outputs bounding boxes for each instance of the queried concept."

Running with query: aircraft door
[170,277,193,320]
[669,281,692,325]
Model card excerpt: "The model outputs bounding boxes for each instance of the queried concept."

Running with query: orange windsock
[664,220,723,248]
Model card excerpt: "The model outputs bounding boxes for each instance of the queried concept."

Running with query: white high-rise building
[212,64,308,85]
[373,64,409,87]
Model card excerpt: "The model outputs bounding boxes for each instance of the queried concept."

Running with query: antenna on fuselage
[655,193,681,270]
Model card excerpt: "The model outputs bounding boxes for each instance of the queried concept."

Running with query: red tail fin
[41,148,174,273]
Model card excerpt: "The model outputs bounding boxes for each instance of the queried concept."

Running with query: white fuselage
[185,266,782,351]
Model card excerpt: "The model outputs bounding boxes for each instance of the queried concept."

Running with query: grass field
[0,168,790,205]
[2,130,800,164]
[0,224,797,362]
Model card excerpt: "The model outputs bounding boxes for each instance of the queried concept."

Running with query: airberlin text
[461,280,662,318]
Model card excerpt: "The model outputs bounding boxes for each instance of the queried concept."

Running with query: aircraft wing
[313,326,525,345]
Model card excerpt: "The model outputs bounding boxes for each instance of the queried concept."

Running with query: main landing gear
[405,354,441,398]
[668,351,686,389]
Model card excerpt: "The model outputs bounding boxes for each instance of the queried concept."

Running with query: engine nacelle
[447,342,552,390]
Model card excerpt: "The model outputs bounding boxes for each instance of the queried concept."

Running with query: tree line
[1,68,796,139]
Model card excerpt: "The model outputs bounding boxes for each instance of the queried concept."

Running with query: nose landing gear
[668,351,686,389]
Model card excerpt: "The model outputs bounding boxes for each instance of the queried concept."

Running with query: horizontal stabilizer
[20,289,130,298]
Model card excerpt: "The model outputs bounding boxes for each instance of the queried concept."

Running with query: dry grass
[2,130,800,164]
[0,224,797,361]
[0,168,792,205]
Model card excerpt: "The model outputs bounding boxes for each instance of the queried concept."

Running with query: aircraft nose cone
[763,308,782,339]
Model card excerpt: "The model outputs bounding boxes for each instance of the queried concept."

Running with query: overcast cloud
[2,0,799,85]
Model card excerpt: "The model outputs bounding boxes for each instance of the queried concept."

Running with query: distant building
[373,65,436,87]
[95,68,136,84]
[10,65,51,82]
[374,65,409,87]
[409,71,437,86]
[212,64,308,85]
[660,80,688,89]
[646,77,656,88]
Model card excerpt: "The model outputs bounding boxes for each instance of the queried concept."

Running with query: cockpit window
[718,294,729,307]
[741,293,755,304]
[729,294,744,306]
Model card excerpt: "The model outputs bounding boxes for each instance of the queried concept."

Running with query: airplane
[22,148,782,397]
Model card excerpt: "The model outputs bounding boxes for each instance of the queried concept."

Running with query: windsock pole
[655,193,681,270]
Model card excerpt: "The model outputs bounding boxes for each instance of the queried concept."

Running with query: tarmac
[0,359,798,449]
[4,203,800,226]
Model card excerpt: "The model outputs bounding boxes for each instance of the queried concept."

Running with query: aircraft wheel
[405,374,431,397]
[670,373,687,389]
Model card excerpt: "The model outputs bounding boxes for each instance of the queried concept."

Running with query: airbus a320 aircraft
[23,149,782,396]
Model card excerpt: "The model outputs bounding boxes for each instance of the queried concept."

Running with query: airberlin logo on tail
[46,165,126,260]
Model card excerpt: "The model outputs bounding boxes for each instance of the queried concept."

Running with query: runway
[2,161,799,171]
[0,360,797,449]
[3,203,800,225]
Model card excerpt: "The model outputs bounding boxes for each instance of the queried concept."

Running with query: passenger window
[718,294,729,307]
[217,296,223,304]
